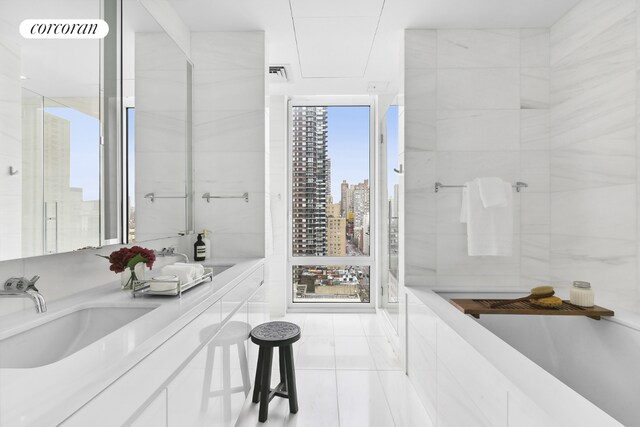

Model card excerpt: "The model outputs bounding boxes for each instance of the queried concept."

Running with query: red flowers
[106,246,156,273]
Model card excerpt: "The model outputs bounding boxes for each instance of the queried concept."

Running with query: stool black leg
[283,345,298,414]
[259,347,273,422]
[252,346,265,403]
[278,347,287,390]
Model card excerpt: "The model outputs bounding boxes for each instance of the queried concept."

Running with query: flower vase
[120,263,146,290]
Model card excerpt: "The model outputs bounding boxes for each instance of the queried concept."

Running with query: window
[126,107,135,242]
[289,103,374,305]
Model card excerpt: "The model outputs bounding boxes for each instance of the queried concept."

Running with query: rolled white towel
[160,264,196,285]
[174,262,205,278]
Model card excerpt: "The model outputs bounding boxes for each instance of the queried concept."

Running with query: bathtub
[405,287,627,427]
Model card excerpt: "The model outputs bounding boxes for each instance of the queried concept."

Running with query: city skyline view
[326,106,370,201]
[291,105,371,302]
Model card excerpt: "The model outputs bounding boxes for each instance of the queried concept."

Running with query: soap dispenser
[194,234,206,261]
[201,229,211,260]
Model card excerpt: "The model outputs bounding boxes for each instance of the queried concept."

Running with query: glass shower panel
[384,105,400,332]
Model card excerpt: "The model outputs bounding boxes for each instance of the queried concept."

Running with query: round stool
[250,321,301,422]
[200,321,251,420]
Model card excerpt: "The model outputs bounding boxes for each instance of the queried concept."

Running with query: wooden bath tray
[449,299,614,320]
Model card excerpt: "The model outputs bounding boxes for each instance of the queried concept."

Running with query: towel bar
[202,192,249,203]
[434,181,528,193]
[144,193,188,203]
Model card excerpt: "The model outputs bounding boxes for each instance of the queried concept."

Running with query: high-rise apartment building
[327,202,346,256]
[352,179,369,229]
[340,179,349,217]
[291,106,329,256]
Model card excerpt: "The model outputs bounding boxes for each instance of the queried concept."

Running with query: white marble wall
[266,96,287,316]
[191,32,268,258]
[404,29,550,289]
[549,0,638,297]
[135,32,189,242]
[0,36,22,260]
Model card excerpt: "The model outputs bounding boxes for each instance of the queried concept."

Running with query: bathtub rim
[406,286,623,427]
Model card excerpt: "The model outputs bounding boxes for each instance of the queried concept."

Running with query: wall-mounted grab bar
[202,192,249,203]
[434,181,528,193]
[144,193,188,203]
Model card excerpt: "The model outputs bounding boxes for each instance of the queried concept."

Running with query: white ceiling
[0,0,583,98]
[168,0,582,96]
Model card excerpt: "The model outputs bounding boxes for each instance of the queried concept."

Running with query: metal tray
[131,267,214,298]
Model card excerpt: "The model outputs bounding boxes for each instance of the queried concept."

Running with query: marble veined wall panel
[135,33,188,242]
[549,0,638,294]
[405,28,550,289]
[192,32,267,258]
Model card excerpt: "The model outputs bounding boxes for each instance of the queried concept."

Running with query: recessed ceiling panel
[170,0,582,95]
[295,16,379,78]
[290,0,385,18]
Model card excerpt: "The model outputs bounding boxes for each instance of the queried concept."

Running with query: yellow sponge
[531,285,554,295]
[530,296,562,308]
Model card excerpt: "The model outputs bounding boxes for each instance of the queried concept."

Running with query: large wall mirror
[0,0,193,262]
[123,0,193,243]
[1,0,101,261]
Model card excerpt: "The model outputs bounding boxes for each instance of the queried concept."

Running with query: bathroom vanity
[0,259,266,427]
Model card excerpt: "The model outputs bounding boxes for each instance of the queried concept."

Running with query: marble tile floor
[236,313,433,427]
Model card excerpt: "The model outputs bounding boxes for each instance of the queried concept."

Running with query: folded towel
[460,179,513,256]
[174,262,205,278]
[477,177,508,208]
[160,264,196,285]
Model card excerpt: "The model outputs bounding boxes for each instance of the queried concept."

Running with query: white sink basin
[0,306,157,369]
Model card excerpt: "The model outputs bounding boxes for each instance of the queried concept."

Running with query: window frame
[287,96,377,311]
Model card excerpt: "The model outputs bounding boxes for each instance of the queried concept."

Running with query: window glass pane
[291,105,370,257]
[293,265,370,303]
[127,108,136,242]
[386,105,399,280]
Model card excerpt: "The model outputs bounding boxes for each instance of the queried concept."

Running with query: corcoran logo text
[19,19,109,39]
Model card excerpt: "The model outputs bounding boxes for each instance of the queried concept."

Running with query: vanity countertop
[0,258,265,427]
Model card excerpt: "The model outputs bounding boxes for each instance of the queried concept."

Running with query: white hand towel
[477,177,508,208]
[460,180,513,256]
[174,262,205,278]
[160,264,197,285]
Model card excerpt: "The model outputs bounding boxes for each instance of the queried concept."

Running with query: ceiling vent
[269,65,289,83]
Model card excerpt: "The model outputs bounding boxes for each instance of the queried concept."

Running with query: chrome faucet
[154,247,189,263]
[1,276,47,313]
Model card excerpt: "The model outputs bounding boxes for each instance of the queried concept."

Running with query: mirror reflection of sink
[0,306,158,369]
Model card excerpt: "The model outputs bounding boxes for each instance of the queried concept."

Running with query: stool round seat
[250,321,301,347]
[200,321,248,345]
